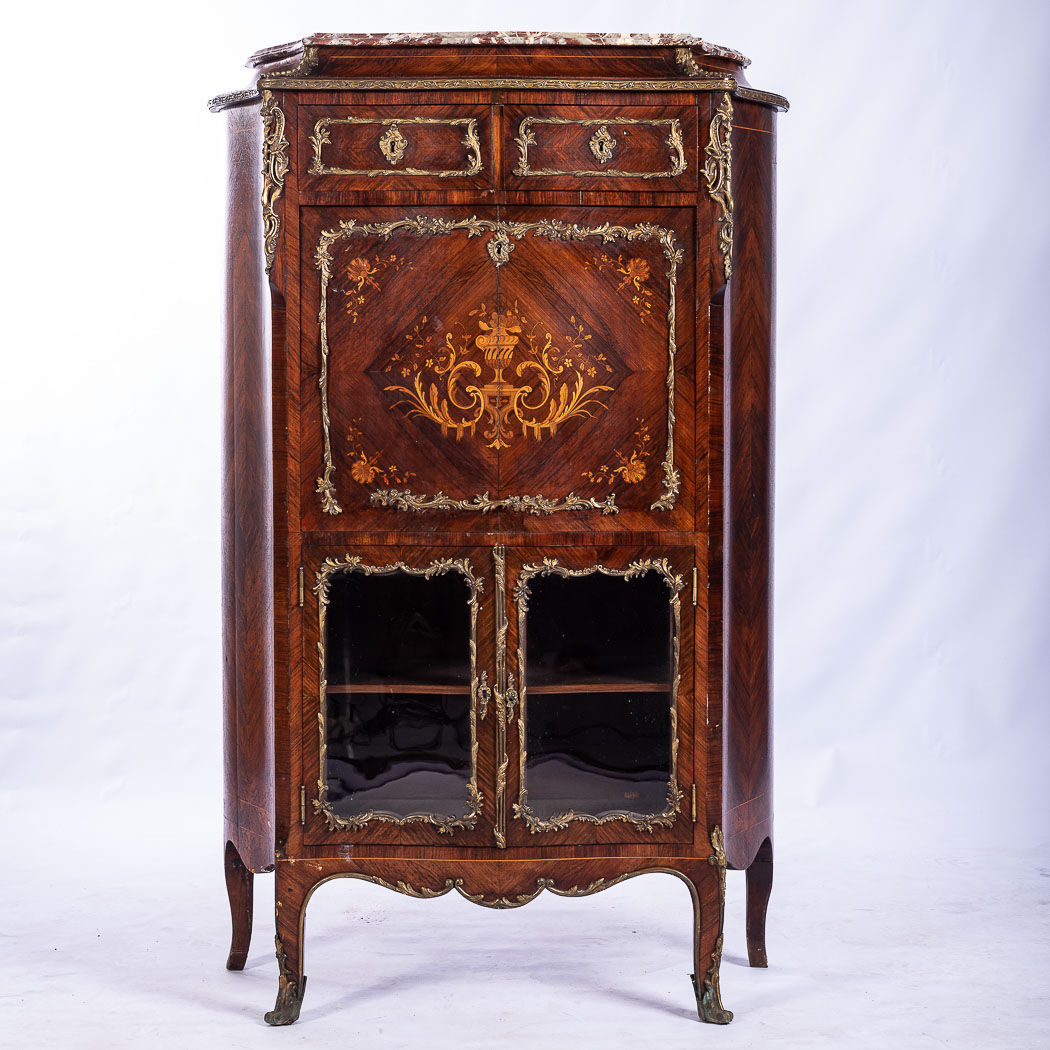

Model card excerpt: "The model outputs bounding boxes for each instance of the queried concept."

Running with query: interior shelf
[528,680,670,695]
[327,683,471,695]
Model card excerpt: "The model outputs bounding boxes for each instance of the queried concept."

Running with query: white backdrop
[2,2,1048,1047]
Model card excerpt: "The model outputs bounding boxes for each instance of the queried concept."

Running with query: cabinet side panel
[722,100,775,871]
[222,103,276,872]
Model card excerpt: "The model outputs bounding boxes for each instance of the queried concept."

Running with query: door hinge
[691,783,697,823]
[692,566,698,606]
[299,785,306,825]
[298,566,304,607]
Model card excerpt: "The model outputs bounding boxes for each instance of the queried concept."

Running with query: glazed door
[500,546,696,848]
[301,544,495,847]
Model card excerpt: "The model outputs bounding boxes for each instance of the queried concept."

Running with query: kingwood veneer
[211,30,784,1027]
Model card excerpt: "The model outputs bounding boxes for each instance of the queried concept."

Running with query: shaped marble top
[248,31,749,68]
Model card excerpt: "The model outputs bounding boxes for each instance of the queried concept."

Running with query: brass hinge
[692,566,698,606]
[299,785,306,825]
[298,566,304,607]
[691,783,697,823]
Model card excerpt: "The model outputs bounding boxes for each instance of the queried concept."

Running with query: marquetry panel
[299,105,494,190]
[505,105,697,191]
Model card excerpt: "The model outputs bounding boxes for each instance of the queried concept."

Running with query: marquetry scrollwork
[312,555,485,834]
[704,93,734,282]
[384,304,613,450]
[313,215,683,515]
[308,116,483,177]
[512,558,685,835]
[514,116,686,179]
[260,91,289,274]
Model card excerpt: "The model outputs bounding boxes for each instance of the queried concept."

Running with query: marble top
[248,31,749,68]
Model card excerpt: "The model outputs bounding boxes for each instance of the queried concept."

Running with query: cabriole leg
[264,861,307,1026]
[223,841,253,970]
[687,828,734,1024]
[746,836,773,968]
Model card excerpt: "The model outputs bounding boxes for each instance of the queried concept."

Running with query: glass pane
[324,568,473,821]
[523,569,674,821]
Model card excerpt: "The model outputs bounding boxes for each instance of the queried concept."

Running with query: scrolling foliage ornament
[260,91,289,274]
[512,557,685,834]
[313,215,683,516]
[703,94,734,282]
[312,554,485,834]
[691,826,733,1024]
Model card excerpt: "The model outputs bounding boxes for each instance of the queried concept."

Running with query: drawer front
[505,106,697,190]
[299,105,494,189]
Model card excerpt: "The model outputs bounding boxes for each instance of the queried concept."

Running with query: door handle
[504,672,519,724]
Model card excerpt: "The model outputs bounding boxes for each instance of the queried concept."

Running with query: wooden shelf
[528,681,670,695]
[326,683,471,695]
[328,680,669,696]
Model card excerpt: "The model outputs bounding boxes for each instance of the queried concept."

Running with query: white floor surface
[3,799,1048,1049]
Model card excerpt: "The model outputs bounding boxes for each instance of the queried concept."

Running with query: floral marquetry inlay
[346,421,415,487]
[585,253,655,324]
[581,419,653,487]
[384,304,615,450]
[338,253,413,324]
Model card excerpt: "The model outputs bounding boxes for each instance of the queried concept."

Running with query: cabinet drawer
[505,106,697,191]
[299,105,494,189]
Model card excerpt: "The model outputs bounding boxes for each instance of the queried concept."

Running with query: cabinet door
[301,544,496,847]
[500,546,696,847]
[300,205,693,532]
[300,207,501,532]
[494,206,695,533]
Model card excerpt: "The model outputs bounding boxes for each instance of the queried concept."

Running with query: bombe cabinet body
[212,31,783,1027]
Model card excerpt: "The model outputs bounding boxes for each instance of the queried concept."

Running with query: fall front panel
[299,208,502,532]
[494,206,695,533]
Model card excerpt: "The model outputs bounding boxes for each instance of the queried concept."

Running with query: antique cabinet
[210,31,785,1028]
